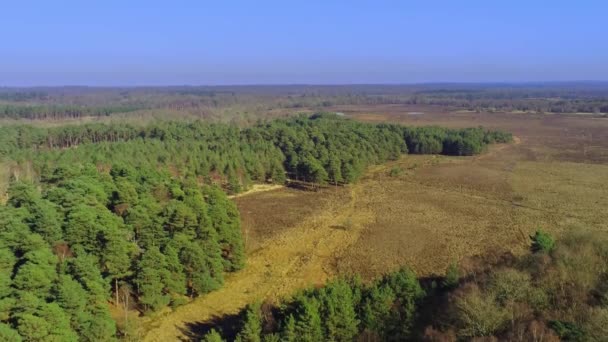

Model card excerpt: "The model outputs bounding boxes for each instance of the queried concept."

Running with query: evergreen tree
[202,329,225,342]
[360,285,395,337]
[162,244,187,300]
[293,298,324,342]
[179,239,224,295]
[235,303,262,342]
[12,249,57,297]
[0,323,22,342]
[281,315,297,342]
[135,246,170,312]
[319,280,359,342]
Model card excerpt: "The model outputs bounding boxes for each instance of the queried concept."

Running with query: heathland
[0,84,607,341]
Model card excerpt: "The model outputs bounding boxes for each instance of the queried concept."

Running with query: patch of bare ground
[228,183,284,199]
[235,187,328,253]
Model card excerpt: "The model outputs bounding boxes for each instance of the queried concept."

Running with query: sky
[1,0,607,86]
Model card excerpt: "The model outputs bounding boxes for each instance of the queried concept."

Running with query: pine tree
[179,239,223,296]
[206,186,245,271]
[235,303,262,342]
[68,254,109,301]
[202,329,225,342]
[54,274,88,318]
[135,246,170,311]
[162,244,187,300]
[320,280,359,342]
[281,315,297,342]
[293,298,324,342]
[0,323,22,342]
[360,285,395,337]
[12,248,57,297]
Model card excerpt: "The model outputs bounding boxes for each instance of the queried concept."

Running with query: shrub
[442,262,460,289]
[453,286,510,338]
[548,321,586,341]
[389,166,403,177]
[531,230,555,253]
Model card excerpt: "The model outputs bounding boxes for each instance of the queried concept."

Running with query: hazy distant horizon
[1,80,608,89]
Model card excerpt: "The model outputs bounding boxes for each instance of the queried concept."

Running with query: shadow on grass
[177,312,244,342]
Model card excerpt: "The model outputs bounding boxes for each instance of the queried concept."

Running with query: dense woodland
[2,114,511,188]
[0,83,607,121]
[0,171,243,341]
[0,104,143,120]
[203,230,608,342]
[0,115,510,340]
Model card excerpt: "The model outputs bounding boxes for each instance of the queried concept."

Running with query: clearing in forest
[140,185,372,341]
[141,108,608,341]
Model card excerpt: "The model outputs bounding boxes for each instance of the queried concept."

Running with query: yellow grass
[140,185,373,341]
[9,105,603,340]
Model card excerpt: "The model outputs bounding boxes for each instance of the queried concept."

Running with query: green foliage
[360,284,395,337]
[12,249,57,296]
[1,117,508,190]
[203,329,225,342]
[404,125,510,156]
[134,246,171,312]
[549,320,586,341]
[235,303,262,342]
[209,268,423,342]
[531,229,555,253]
[0,157,246,340]
[379,268,425,339]
[317,280,359,341]
[443,262,460,289]
[0,115,511,341]
[281,315,297,342]
[205,231,608,341]
[292,298,324,342]
[388,166,403,177]
[0,323,22,342]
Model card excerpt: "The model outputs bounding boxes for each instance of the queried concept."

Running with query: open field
[236,105,608,276]
[332,104,608,164]
[328,105,608,277]
[141,185,369,341]
[133,106,608,340]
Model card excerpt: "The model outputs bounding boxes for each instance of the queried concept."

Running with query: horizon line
[2,80,608,89]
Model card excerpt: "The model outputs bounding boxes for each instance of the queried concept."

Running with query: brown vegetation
[139,105,608,340]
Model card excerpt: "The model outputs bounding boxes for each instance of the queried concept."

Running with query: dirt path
[141,184,373,341]
[227,184,284,199]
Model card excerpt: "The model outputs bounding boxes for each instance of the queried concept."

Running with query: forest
[1,114,511,188]
[0,103,143,120]
[201,230,608,342]
[0,83,607,121]
[0,114,510,340]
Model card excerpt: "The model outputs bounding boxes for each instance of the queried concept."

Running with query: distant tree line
[0,104,143,120]
[405,94,608,114]
[203,230,608,341]
[1,83,607,121]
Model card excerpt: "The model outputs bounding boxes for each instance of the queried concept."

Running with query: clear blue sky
[1,0,606,86]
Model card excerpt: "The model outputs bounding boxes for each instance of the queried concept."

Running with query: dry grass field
[328,105,608,277]
[140,186,367,341]
[139,106,608,341]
